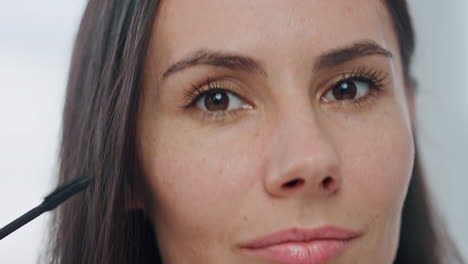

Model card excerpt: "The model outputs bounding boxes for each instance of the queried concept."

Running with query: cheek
[140,118,258,247]
[345,119,414,210]
[336,104,414,258]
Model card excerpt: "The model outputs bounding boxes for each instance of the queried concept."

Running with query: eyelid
[317,66,389,111]
[318,66,388,95]
[180,77,251,109]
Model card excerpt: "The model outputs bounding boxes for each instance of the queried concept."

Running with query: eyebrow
[162,40,393,79]
[162,50,267,79]
[314,40,393,70]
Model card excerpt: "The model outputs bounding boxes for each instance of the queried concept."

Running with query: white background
[0,0,466,263]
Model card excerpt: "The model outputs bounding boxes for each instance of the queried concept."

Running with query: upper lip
[240,226,361,249]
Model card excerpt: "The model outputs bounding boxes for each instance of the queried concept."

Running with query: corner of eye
[242,104,254,110]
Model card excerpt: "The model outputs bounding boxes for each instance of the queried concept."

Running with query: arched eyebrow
[162,40,393,79]
[314,40,393,70]
[162,50,267,79]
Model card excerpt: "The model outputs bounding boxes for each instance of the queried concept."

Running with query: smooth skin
[136,0,415,263]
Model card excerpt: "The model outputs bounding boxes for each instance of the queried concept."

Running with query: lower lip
[243,239,353,264]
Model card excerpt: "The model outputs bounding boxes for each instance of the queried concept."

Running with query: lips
[240,226,360,264]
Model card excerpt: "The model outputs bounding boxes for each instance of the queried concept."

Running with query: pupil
[214,93,223,104]
[333,81,357,100]
[205,91,229,110]
[340,83,349,94]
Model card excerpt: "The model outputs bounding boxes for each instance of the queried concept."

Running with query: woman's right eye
[195,89,246,112]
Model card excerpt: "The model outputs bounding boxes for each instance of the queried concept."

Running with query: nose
[263,110,342,199]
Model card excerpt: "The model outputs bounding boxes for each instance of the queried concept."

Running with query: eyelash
[180,66,388,121]
[327,66,388,107]
[181,78,237,107]
[180,78,244,121]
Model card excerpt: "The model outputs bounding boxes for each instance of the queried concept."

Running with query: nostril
[282,178,305,189]
[322,176,334,189]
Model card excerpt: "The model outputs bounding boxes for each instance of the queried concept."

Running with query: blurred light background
[0,0,466,263]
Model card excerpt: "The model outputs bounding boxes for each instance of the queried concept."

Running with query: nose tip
[275,173,341,198]
[262,102,342,199]
[265,155,342,199]
[281,175,339,193]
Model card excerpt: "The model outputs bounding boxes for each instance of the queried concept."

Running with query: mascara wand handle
[0,176,90,240]
[0,203,47,240]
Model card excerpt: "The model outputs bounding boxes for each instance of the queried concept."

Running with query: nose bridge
[280,100,323,142]
[263,101,342,198]
[277,105,338,172]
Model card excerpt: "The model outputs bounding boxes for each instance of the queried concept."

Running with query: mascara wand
[0,176,90,240]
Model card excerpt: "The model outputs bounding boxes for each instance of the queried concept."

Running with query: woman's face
[137,0,415,263]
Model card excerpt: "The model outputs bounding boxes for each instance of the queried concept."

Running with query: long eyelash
[345,65,388,89]
[179,78,237,109]
[330,66,389,108]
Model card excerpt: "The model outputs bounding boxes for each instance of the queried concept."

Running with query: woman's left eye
[195,89,245,112]
[322,79,372,103]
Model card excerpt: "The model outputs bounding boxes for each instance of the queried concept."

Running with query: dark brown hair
[47,1,465,263]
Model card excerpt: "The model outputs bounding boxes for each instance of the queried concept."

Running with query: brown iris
[332,81,357,100]
[204,91,229,111]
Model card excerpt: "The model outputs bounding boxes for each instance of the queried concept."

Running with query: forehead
[151,0,397,72]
